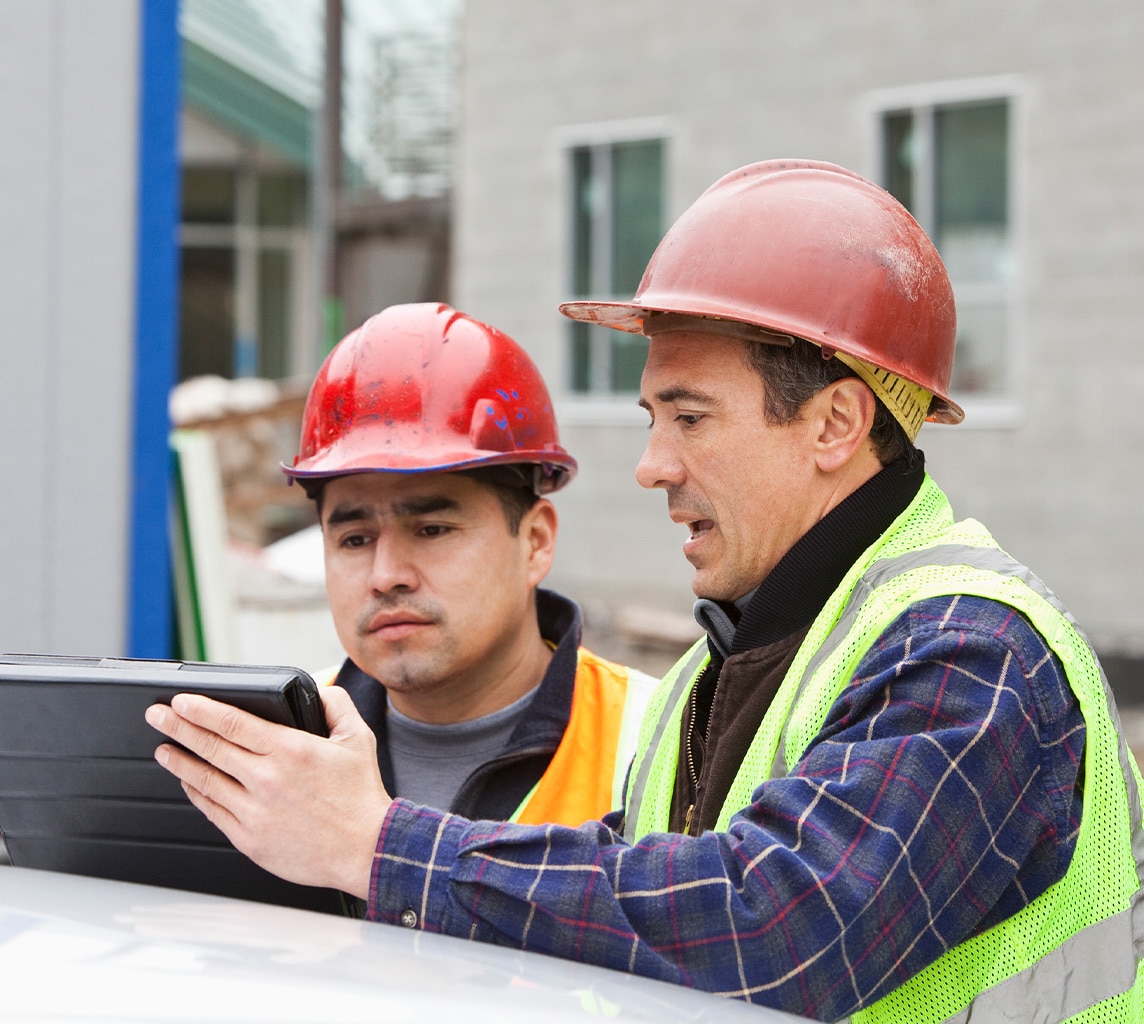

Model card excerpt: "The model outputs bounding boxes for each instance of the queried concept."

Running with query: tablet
[0,653,357,915]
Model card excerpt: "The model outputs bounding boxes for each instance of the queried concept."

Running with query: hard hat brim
[559,300,646,333]
[283,449,577,495]
[558,299,965,426]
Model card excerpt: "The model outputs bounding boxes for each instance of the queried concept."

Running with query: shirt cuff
[366,797,465,932]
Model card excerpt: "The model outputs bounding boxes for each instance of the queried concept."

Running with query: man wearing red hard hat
[232,303,657,831]
[150,163,1142,1022]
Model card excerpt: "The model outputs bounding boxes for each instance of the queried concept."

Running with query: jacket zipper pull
[683,803,695,836]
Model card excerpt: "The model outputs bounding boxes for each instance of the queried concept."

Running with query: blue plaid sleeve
[367,595,1084,1021]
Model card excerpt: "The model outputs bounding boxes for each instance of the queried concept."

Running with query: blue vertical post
[128,0,182,657]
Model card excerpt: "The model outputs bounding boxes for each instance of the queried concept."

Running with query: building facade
[179,0,460,386]
[452,0,1144,683]
[0,0,457,660]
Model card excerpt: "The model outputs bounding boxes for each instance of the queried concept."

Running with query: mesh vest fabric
[625,475,1144,1022]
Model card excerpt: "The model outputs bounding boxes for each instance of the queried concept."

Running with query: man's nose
[635,428,684,490]
[368,535,418,594]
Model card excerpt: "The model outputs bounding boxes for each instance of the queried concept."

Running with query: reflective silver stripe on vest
[783,543,1144,1022]
[829,905,1142,1024]
[622,643,709,844]
[939,907,1142,1024]
[772,545,1044,777]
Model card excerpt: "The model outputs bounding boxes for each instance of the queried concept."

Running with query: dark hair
[457,466,541,535]
[304,466,540,535]
[741,337,919,468]
[298,477,325,514]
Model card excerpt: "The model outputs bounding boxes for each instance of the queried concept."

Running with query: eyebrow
[324,494,460,527]
[392,495,460,518]
[638,385,723,411]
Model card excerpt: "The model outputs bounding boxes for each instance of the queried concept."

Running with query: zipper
[682,667,717,837]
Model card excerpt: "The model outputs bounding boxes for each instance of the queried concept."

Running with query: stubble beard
[352,594,448,693]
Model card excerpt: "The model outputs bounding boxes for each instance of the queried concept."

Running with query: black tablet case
[0,654,355,915]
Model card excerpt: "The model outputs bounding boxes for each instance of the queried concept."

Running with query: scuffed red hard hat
[560,159,963,425]
[284,303,577,493]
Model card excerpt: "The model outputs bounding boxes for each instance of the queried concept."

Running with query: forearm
[364,602,1078,1020]
[368,800,760,988]
[369,761,1047,1019]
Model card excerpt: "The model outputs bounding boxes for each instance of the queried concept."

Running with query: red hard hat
[285,303,577,493]
[560,159,963,425]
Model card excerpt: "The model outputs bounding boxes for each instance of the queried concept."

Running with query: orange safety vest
[511,648,655,826]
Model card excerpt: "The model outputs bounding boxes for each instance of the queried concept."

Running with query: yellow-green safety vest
[624,475,1144,1022]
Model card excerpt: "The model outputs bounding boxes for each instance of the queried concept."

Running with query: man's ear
[521,498,558,588]
[811,378,877,473]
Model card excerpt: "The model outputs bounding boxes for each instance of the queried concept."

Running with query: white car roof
[0,866,809,1022]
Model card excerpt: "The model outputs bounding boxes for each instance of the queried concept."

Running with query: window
[179,167,310,381]
[870,79,1022,419]
[566,136,665,394]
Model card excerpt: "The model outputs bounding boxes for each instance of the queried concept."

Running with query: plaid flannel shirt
[367,594,1085,1021]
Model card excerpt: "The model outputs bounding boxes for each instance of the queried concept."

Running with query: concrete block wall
[454,0,1144,672]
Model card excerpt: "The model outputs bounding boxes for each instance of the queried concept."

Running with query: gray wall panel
[0,4,57,650]
[0,0,139,655]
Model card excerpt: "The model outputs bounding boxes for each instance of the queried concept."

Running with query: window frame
[555,117,672,418]
[864,75,1026,428]
[179,163,312,381]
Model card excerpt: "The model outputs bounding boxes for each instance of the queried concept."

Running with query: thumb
[318,684,371,743]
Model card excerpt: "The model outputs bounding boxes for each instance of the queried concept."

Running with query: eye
[338,531,370,550]
[675,413,704,427]
[417,523,452,538]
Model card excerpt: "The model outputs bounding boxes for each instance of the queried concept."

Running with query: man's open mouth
[689,519,715,538]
